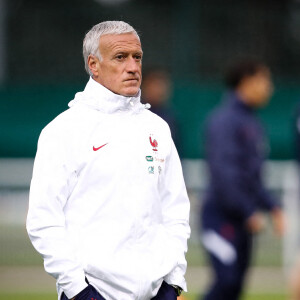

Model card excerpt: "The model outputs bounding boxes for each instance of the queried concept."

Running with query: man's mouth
[124,78,139,82]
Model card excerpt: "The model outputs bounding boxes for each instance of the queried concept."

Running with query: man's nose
[126,57,140,73]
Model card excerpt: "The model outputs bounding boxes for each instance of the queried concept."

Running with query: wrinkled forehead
[99,33,142,54]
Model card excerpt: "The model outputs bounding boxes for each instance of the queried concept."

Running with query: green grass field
[0,293,288,300]
[0,220,288,300]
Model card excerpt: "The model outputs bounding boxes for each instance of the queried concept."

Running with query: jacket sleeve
[205,118,257,221]
[159,138,191,291]
[253,173,279,211]
[26,127,88,298]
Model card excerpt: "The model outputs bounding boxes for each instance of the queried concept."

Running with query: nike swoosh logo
[93,143,108,151]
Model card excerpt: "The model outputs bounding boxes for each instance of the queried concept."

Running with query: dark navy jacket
[202,92,278,229]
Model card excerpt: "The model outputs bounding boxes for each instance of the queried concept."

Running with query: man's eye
[116,55,124,60]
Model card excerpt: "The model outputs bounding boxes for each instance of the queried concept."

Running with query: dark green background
[1,81,299,159]
[1,0,300,159]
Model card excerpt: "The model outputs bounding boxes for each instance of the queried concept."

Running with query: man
[200,59,285,300]
[26,21,190,300]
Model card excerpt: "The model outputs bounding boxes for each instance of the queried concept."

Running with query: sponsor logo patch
[93,143,108,151]
[148,166,154,174]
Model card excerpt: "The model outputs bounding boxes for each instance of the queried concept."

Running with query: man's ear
[87,55,100,77]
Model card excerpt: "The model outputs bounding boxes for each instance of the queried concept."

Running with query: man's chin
[122,87,140,97]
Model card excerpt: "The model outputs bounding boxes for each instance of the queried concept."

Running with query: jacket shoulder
[208,103,247,130]
[40,105,90,144]
[42,108,74,135]
[143,109,171,131]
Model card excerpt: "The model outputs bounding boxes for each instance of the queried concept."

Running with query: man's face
[240,68,273,108]
[89,33,143,97]
[249,69,273,107]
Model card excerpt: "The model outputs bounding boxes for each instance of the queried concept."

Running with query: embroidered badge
[149,135,158,151]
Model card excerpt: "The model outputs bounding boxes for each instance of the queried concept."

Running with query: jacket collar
[69,77,148,114]
[227,91,254,113]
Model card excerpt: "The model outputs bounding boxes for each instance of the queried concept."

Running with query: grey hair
[83,21,140,76]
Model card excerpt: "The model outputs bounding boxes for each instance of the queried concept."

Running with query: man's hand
[271,208,285,237]
[246,212,265,234]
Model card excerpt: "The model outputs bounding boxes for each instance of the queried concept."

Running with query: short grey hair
[83,21,140,75]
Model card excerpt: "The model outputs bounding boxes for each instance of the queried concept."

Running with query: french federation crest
[149,136,158,151]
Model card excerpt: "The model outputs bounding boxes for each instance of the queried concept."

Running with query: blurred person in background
[141,69,181,155]
[200,59,285,300]
[26,21,190,300]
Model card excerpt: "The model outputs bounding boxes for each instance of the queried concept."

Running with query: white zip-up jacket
[26,78,190,300]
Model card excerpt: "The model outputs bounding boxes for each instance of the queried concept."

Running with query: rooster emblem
[149,136,158,151]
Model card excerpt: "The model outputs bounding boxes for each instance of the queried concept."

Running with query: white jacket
[26,78,190,300]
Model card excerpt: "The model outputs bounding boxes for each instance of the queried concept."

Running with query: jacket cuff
[62,276,88,299]
[164,265,187,292]
[242,205,256,223]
